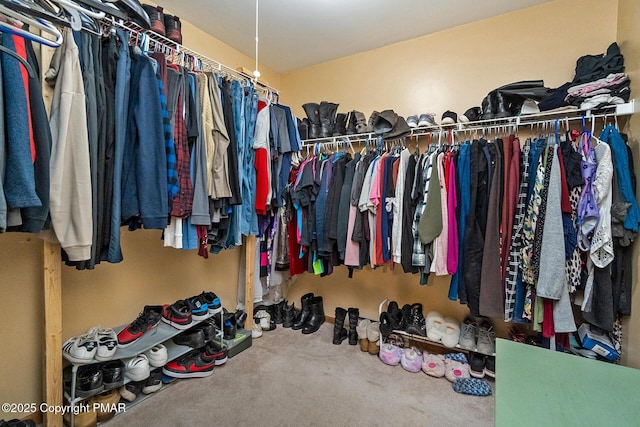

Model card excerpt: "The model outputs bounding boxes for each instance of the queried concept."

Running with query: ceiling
[159,0,551,74]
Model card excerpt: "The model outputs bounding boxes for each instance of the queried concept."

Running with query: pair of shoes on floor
[356,319,380,355]
[63,326,118,364]
[291,293,325,334]
[469,351,496,379]
[421,353,471,382]
[332,307,360,345]
[162,341,228,379]
[458,315,495,354]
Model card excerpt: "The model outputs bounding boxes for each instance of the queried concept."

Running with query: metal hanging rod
[105,17,279,94]
[301,100,636,146]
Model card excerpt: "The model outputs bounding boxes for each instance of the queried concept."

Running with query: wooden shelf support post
[43,241,63,427]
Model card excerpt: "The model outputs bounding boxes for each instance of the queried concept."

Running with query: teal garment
[599,125,640,232]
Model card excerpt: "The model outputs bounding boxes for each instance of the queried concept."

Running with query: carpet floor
[108,323,495,427]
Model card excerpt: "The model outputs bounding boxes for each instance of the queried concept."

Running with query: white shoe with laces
[88,327,118,361]
[62,331,98,364]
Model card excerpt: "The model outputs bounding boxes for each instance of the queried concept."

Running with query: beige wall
[280,0,626,339]
[0,14,277,419]
[616,0,640,368]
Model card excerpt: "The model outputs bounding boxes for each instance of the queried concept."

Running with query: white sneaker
[251,321,263,338]
[254,310,271,330]
[62,332,98,364]
[145,344,168,368]
[126,354,150,381]
[88,327,118,362]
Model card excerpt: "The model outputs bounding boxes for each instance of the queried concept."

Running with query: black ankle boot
[292,293,314,330]
[302,103,321,139]
[481,91,497,120]
[495,91,512,119]
[406,303,426,336]
[298,118,309,140]
[347,307,359,345]
[302,296,325,334]
[319,101,339,138]
[283,302,296,328]
[334,113,347,136]
[346,111,357,134]
[333,307,348,345]
[273,301,284,324]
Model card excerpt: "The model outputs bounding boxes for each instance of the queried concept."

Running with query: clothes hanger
[73,0,127,20]
[0,4,63,46]
[0,0,70,27]
[0,42,35,77]
[52,0,104,19]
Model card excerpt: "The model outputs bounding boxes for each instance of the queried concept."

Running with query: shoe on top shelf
[162,300,193,330]
[62,331,98,364]
[476,319,496,354]
[117,305,163,348]
[458,315,478,350]
[89,327,118,361]
[418,113,437,127]
[441,317,461,348]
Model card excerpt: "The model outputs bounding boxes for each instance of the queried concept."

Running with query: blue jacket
[121,50,168,229]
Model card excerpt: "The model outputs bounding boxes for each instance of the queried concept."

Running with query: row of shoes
[141,3,183,44]
[379,302,496,354]
[378,342,493,396]
[65,343,168,398]
[117,291,221,348]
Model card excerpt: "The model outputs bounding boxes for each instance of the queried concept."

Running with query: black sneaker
[142,369,163,394]
[162,349,215,378]
[101,360,125,389]
[173,329,206,348]
[200,291,222,314]
[469,351,486,378]
[203,341,228,365]
[162,300,193,330]
[76,364,103,398]
[119,381,143,402]
[186,296,210,321]
[484,355,495,378]
[191,320,217,342]
[223,313,237,340]
[117,305,163,347]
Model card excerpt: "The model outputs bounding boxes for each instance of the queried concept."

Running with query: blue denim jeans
[108,29,131,263]
[226,81,245,246]
[449,141,470,301]
[240,84,258,236]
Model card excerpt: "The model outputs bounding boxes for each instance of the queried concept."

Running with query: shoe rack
[378,299,497,357]
[64,310,223,427]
